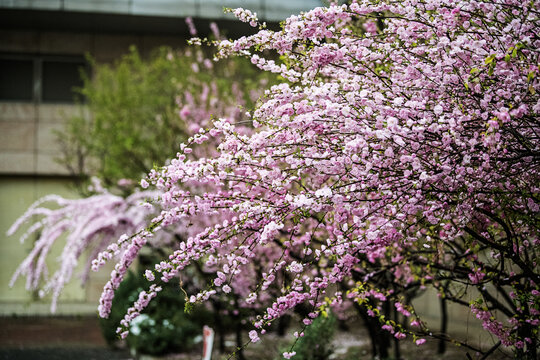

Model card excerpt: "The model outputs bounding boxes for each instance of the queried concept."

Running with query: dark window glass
[42,60,85,102]
[0,59,34,101]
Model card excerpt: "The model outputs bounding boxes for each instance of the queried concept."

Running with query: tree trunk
[393,306,401,360]
[211,300,225,353]
[438,281,450,354]
[354,303,378,358]
[235,318,245,360]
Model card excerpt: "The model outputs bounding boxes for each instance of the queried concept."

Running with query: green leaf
[512,46,518,58]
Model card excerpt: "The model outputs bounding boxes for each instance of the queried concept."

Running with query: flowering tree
[9,1,540,358]
[88,1,540,358]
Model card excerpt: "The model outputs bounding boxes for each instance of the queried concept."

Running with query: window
[42,60,86,102]
[0,55,87,103]
[0,59,34,101]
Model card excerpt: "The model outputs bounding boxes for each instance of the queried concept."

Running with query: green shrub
[280,313,337,360]
[99,267,213,355]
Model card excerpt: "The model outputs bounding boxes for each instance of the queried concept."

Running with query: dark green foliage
[282,314,337,360]
[99,267,213,356]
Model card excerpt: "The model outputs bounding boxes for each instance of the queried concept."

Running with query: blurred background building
[0,0,322,316]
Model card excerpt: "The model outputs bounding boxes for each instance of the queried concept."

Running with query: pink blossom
[283,351,296,359]
[249,330,260,343]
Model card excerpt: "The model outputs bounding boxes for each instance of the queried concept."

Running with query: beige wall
[0,103,81,175]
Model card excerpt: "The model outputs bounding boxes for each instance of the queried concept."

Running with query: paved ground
[0,315,512,360]
[0,347,131,360]
[0,316,132,360]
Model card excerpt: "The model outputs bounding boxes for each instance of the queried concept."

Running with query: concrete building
[0,0,322,315]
